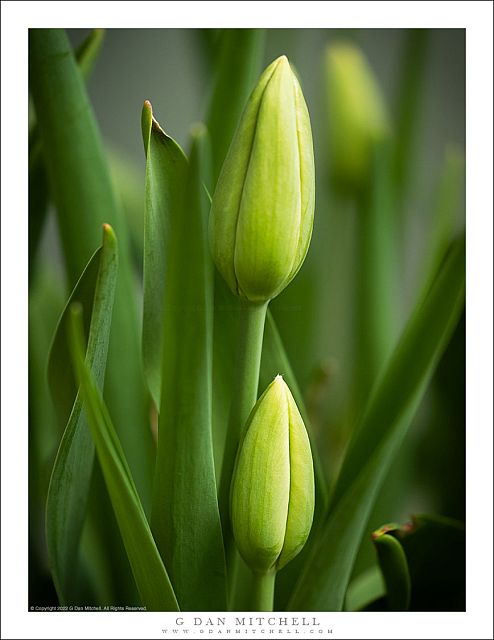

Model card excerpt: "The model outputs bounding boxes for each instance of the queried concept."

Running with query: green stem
[218,300,268,606]
[250,571,276,611]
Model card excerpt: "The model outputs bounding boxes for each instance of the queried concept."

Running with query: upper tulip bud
[325,42,389,192]
[209,56,315,303]
[230,375,315,574]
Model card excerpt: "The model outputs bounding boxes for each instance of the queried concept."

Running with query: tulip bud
[209,56,315,303]
[325,42,389,192]
[230,375,315,573]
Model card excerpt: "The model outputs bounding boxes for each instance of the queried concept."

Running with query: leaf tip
[141,100,154,154]
[141,99,167,144]
[101,223,117,249]
[371,523,400,541]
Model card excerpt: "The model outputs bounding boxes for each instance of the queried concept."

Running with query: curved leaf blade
[45,224,118,603]
[372,525,411,610]
[68,306,179,612]
[143,105,226,609]
[141,101,188,408]
[288,233,465,610]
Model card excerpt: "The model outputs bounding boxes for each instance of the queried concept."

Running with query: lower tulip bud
[230,375,315,573]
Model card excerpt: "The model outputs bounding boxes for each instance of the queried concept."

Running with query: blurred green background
[31,28,465,606]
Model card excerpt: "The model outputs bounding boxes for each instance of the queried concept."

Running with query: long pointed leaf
[141,101,188,409]
[142,104,226,610]
[45,224,118,603]
[68,306,179,612]
[288,232,465,610]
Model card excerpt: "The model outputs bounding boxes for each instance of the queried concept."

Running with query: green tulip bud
[230,375,315,574]
[325,42,389,192]
[209,56,315,303]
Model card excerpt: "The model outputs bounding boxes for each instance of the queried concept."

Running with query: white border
[2,2,492,639]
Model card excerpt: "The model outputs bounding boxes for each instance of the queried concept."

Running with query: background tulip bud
[230,375,315,574]
[325,42,389,193]
[209,55,315,303]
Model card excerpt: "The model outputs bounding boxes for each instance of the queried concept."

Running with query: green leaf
[205,28,265,186]
[28,28,105,272]
[46,224,118,604]
[29,28,153,506]
[142,106,226,610]
[29,29,121,280]
[288,232,465,611]
[141,100,188,409]
[74,28,105,81]
[48,256,99,431]
[372,524,411,610]
[68,306,179,612]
